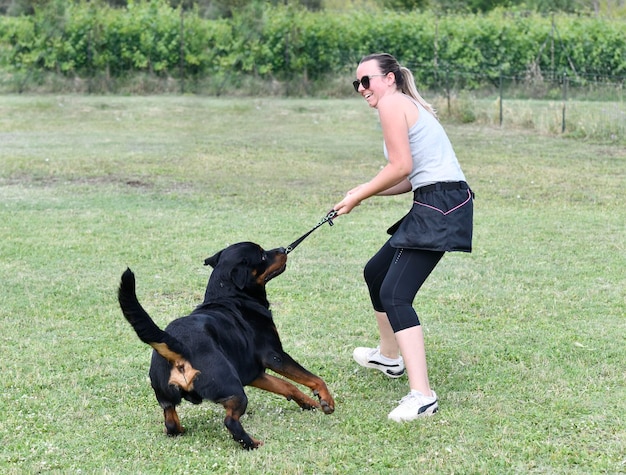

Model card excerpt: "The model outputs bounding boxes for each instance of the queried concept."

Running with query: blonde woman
[333,53,473,422]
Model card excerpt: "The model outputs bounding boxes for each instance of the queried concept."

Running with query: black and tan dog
[118,242,334,449]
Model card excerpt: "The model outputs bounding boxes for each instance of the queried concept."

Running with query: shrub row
[0,1,624,89]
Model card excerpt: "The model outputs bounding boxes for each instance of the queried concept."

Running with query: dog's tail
[118,268,200,390]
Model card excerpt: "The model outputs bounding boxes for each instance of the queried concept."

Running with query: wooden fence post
[561,72,568,133]
[499,68,503,127]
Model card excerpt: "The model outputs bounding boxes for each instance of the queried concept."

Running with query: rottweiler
[117,242,335,449]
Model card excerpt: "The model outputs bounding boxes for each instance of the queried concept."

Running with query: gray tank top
[383,97,466,191]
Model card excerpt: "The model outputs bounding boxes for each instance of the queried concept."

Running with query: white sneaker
[388,390,438,422]
[353,346,405,378]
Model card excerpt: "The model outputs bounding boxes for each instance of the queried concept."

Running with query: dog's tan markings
[168,360,200,391]
[256,254,287,285]
[150,342,200,391]
[263,357,335,414]
[222,397,263,449]
[250,373,320,410]
[163,406,184,435]
[149,342,181,362]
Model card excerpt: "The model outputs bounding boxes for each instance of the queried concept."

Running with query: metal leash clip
[323,209,338,226]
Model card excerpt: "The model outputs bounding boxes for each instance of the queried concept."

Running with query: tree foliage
[1,0,625,16]
[0,1,623,88]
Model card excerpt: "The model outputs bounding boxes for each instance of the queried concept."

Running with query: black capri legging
[364,240,444,332]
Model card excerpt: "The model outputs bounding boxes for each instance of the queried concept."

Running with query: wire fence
[426,68,625,142]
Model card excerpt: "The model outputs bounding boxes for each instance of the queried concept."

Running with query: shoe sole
[354,357,405,378]
[388,402,439,422]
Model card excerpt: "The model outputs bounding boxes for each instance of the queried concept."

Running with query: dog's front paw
[319,399,334,414]
[313,389,335,414]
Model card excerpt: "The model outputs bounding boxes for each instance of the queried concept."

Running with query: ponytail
[399,67,438,119]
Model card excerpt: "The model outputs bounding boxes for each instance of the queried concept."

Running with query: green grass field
[1,95,624,474]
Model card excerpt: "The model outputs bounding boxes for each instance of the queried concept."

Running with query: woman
[332,53,473,422]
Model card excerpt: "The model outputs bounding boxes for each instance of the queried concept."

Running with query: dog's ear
[204,250,222,268]
[230,266,249,290]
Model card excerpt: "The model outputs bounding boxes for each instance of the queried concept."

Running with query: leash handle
[285,210,338,254]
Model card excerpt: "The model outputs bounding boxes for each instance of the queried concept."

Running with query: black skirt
[387,181,474,252]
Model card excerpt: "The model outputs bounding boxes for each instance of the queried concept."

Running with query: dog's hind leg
[153,380,187,436]
[163,405,184,436]
[220,394,263,450]
[250,373,321,410]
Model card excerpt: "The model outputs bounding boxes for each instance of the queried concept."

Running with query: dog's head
[203,242,287,302]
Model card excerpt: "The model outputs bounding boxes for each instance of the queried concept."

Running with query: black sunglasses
[352,74,387,92]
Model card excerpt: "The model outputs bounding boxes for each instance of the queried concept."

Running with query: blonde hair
[360,53,437,119]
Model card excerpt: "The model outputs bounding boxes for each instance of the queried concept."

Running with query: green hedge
[0,1,624,88]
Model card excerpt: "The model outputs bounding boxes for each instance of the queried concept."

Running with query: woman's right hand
[333,184,366,216]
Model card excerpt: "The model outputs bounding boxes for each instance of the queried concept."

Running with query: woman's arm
[333,96,413,215]
[377,178,412,196]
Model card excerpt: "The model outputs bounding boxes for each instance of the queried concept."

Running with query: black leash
[285,210,338,254]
